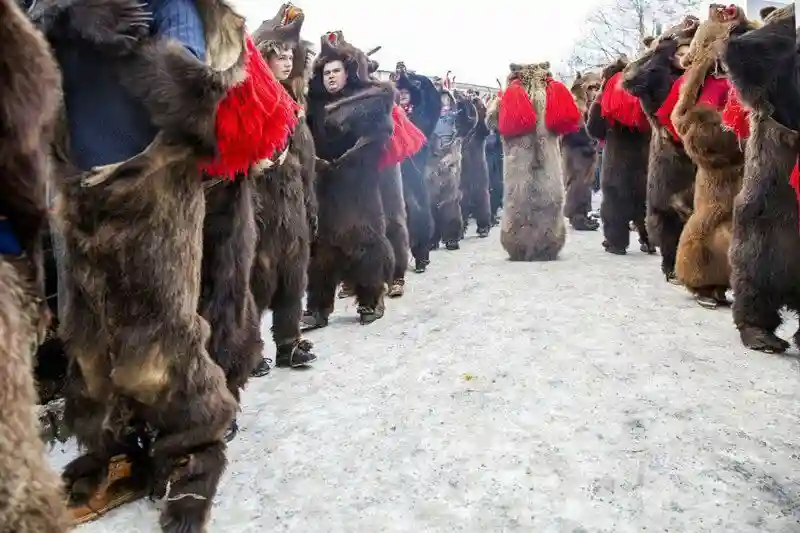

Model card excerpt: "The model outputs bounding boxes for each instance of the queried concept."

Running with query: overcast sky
[229,0,600,86]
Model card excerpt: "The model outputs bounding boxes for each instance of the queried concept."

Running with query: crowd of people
[0,0,797,531]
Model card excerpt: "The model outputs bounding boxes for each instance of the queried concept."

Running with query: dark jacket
[56,0,207,170]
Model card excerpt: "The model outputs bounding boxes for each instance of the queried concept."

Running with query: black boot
[250,357,272,378]
[358,294,386,325]
[276,339,317,367]
[602,240,626,255]
[300,310,329,331]
[570,215,599,231]
[476,226,490,238]
[414,258,430,273]
[445,240,460,251]
[224,419,239,443]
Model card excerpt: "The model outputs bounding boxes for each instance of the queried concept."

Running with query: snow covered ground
[49,203,800,532]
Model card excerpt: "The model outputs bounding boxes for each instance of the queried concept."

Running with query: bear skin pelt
[669,6,755,307]
[304,31,395,326]
[37,0,248,530]
[427,90,477,251]
[395,69,441,272]
[249,5,317,367]
[0,0,69,530]
[586,57,653,255]
[487,62,566,261]
[561,71,601,230]
[199,176,262,405]
[460,95,493,236]
[380,162,410,294]
[724,4,800,352]
[623,18,699,281]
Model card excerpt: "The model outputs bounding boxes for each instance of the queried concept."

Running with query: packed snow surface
[49,207,800,532]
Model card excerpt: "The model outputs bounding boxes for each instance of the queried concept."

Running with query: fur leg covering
[200,178,263,402]
[402,150,434,265]
[380,164,410,280]
[0,259,69,533]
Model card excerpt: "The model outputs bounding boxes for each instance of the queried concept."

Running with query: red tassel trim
[655,74,683,141]
[721,86,750,139]
[379,105,426,169]
[545,78,581,135]
[791,160,800,231]
[497,80,537,137]
[599,72,649,132]
[698,76,731,109]
[199,37,300,179]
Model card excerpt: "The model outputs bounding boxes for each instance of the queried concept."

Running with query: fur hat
[659,14,700,47]
[681,4,758,69]
[312,30,371,84]
[252,3,303,53]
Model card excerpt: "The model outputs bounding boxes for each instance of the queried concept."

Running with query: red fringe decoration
[599,72,649,132]
[199,37,300,179]
[379,105,426,169]
[791,161,800,231]
[698,76,731,109]
[497,80,537,137]
[721,86,750,139]
[545,78,581,135]
[656,74,683,141]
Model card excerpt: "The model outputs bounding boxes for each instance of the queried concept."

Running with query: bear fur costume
[623,17,699,282]
[459,95,493,237]
[0,0,69,530]
[724,3,800,352]
[487,62,568,261]
[670,5,755,309]
[303,31,396,327]
[485,127,504,225]
[427,90,477,251]
[394,66,442,273]
[380,162,411,296]
[33,0,282,528]
[249,4,318,368]
[561,71,601,231]
[586,57,654,255]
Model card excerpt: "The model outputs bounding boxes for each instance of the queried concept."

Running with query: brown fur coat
[249,6,316,362]
[0,0,67,530]
[670,11,751,296]
[561,72,600,221]
[488,62,566,261]
[725,4,800,352]
[46,0,253,529]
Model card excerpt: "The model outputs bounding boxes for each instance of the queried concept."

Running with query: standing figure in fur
[587,57,654,255]
[623,16,699,283]
[334,53,424,299]
[427,89,477,251]
[248,4,318,371]
[36,0,297,528]
[669,5,754,309]
[561,71,601,231]
[460,95,493,238]
[723,4,800,352]
[302,31,396,328]
[0,0,68,530]
[394,62,442,273]
[485,125,504,226]
[487,62,581,261]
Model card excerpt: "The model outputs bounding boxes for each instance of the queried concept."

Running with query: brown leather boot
[68,454,149,526]
[388,278,405,298]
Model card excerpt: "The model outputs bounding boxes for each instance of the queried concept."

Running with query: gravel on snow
[49,204,800,533]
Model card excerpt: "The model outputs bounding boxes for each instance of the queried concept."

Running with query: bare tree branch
[563,0,702,77]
